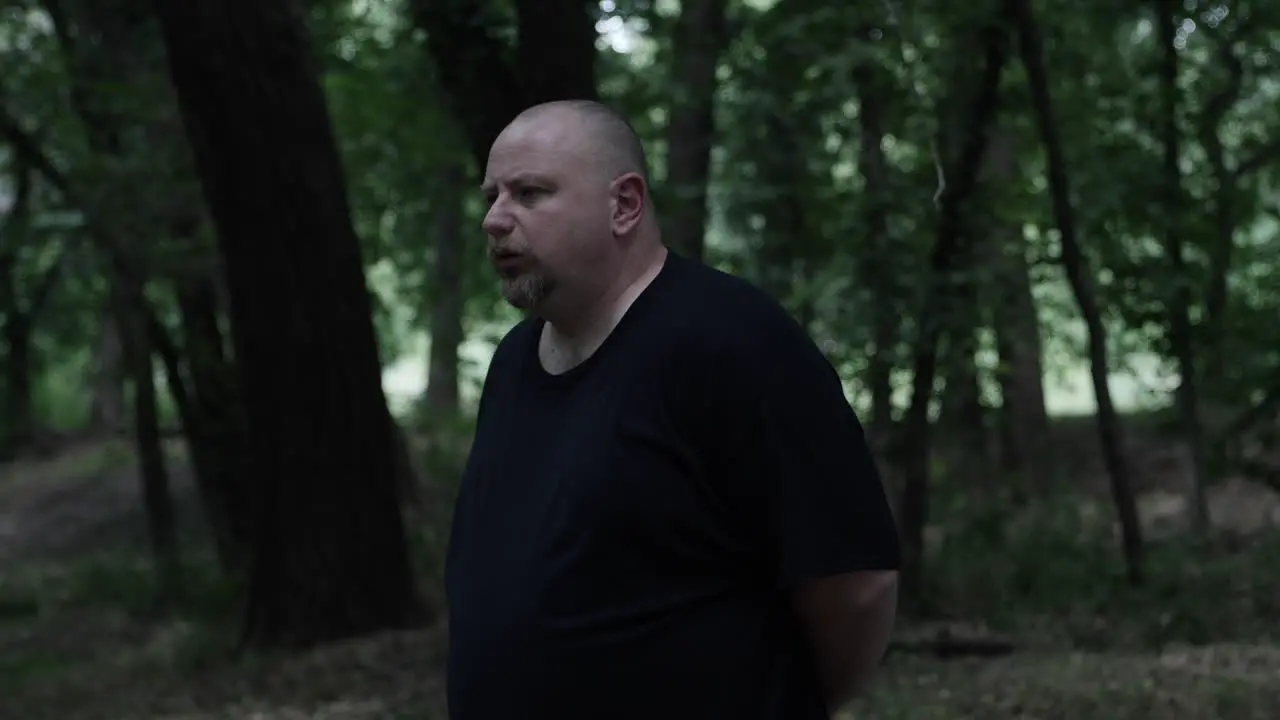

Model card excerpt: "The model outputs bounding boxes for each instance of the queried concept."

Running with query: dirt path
[0,440,204,569]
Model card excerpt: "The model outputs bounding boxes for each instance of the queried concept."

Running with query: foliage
[0,0,1278,715]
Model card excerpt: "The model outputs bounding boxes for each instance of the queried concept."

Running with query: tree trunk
[423,161,466,422]
[897,13,1011,605]
[992,233,1051,479]
[936,240,991,486]
[753,109,811,307]
[175,278,250,571]
[2,313,34,450]
[120,292,181,604]
[0,178,64,455]
[152,0,421,648]
[1198,32,1244,389]
[663,0,730,262]
[0,163,35,453]
[49,0,250,570]
[1153,0,1210,535]
[7,250,66,450]
[44,0,151,441]
[854,49,898,449]
[981,129,1051,482]
[88,309,127,435]
[409,0,599,170]
[1011,0,1143,581]
[512,0,599,108]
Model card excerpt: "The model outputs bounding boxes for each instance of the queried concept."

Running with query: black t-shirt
[445,251,900,720]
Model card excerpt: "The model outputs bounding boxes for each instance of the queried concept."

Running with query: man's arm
[729,303,902,716]
[792,570,898,711]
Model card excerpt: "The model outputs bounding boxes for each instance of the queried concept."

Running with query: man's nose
[482,202,514,238]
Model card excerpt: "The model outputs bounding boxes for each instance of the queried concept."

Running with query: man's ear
[610,173,647,236]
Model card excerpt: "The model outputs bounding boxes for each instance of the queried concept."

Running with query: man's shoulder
[485,316,539,381]
[661,254,822,373]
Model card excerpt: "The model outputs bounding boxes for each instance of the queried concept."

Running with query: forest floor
[1,439,1279,719]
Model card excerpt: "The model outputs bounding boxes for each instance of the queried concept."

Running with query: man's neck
[542,243,667,357]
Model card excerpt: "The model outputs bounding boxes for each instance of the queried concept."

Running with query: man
[445,100,900,720]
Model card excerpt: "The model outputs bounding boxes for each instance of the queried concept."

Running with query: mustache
[489,244,529,260]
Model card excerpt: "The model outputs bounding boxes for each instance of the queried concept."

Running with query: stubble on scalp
[507,100,651,185]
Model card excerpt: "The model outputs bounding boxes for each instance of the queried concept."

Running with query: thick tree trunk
[1011,0,1144,581]
[663,0,730,262]
[152,0,421,648]
[409,0,599,170]
[513,0,599,107]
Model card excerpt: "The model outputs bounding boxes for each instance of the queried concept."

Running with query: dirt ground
[2,440,1279,719]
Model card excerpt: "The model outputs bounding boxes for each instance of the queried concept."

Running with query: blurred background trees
[0,0,1278,716]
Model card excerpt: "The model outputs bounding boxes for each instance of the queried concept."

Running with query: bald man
[445,100,900,720]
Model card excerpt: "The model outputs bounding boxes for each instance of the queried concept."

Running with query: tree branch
[1235,137,1279,178]
[405,0,526,169]
[26,246,67,319]
[0,102,184,371]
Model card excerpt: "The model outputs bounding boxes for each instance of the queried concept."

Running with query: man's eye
[516,187,544,202]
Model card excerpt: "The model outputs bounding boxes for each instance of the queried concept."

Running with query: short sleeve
[740,327,901,589]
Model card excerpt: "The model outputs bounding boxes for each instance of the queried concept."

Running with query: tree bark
[1011,0,1143,581]
[152,0,421,648]
[408,0,600,170]
[663,0,730,262]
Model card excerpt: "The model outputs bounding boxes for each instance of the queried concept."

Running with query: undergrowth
[2,431,1278,718]
[924,492,1280,649]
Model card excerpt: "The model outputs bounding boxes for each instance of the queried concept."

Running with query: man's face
[480,115,613,311]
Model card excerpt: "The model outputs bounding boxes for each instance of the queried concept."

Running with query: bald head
[505,100,651,185]
[481,99,659,317]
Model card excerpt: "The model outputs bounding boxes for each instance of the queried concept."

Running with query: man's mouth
[492,252,526,272]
